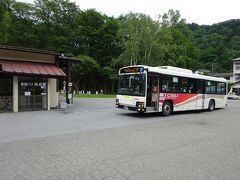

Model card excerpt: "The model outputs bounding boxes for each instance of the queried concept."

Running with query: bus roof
[119,65,227,83]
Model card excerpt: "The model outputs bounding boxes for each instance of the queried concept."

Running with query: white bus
[116,65,228,116]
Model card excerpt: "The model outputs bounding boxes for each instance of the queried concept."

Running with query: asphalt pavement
[0,98,240,180]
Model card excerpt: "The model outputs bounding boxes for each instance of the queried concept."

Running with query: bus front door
[196,80,205,109]
[146,76,159,111]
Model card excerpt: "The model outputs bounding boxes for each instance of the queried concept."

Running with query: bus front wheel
[208,100,215,111]
[162,101,172,116]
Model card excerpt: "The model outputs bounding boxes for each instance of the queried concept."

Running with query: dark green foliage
[189,19,240,73]
[72,55,101,91]
[72,9,120,67]
[0,0,239,92]
[0,0,120,92]
[115,10,200,71]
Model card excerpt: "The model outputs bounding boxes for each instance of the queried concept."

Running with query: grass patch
[74,93,116,98]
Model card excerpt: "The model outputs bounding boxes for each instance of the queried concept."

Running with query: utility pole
[211,64,214,75]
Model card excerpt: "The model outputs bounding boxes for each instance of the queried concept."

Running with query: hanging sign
[120,67,144,74]
[24,91,31,96]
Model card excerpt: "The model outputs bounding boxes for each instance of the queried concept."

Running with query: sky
[18,0,240,25]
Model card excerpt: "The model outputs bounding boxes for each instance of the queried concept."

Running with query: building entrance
[19,77,47,111]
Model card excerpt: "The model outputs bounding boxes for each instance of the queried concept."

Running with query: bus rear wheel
[208,100,215,111]
[162,101,172,116]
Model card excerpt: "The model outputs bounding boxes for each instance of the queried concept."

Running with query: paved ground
[0,99,240,180]
[0,98,165,143]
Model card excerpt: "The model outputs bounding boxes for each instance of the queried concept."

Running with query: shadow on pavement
[119,108,223,119]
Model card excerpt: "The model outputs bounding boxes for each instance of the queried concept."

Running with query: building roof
[212,72,233,77]
[232,57,240,62]
[0,45,61,56]
[120,65,227,83]
[232,81,240,85]
[0,60,66,77]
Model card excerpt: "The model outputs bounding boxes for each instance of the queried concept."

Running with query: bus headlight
[116,99,119,105]
[136,102,144,108]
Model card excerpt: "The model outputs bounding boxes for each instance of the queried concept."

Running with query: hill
[188,19,240,73]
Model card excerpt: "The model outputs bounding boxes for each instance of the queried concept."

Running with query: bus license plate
[123,106,128,110]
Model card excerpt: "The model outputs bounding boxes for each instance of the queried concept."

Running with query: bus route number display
[120,67,144,74]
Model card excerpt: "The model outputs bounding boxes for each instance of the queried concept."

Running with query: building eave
[0,45,61,56]
[232,57,240,62]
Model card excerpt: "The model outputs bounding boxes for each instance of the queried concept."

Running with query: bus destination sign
[120,67,144,74]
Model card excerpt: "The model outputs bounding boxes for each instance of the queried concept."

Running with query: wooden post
[66,59,72,104]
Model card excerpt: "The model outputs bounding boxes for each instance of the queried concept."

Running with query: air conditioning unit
[158,66,193,74]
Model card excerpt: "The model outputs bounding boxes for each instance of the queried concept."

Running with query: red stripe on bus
[160,93,198,105]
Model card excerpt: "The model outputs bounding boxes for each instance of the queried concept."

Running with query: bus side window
[205,81,217,94]
[188,78,197,93]
[161,75,169,92]
[197,80,204,94]
[179,77,188,93]
[162,75,179,93]
[217,82,226,94]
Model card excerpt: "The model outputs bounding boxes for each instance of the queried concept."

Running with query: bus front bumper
[116,104,146,112]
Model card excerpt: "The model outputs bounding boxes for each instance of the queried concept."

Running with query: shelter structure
[231,57,240,95]
[0,45,75,112]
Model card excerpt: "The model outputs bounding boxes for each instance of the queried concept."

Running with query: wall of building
[0,47,66,112]
[0,96,12,112]
[48,78,59,109]
[233,60,240,82]
[0,49,56,63]
[232,83,240,88]
[0,76,13,112]
[11,76,59,112]
[13,76,18,112]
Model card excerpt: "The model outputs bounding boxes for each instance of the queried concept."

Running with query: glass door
[19,77,47,111]
[146,76,159,111]
[19,79,34,111]
[34,80,47,110]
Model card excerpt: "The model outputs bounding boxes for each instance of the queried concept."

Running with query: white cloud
[17,0,240,25]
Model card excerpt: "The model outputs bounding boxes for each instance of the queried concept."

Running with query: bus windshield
[117,74,146,96]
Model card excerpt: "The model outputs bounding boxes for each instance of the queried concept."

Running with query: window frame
[205,80,217,94]
[160,74,198,94]
[216,82,227,95]
[148,72,226,95]
[0,76,13,96]
[235,63,240,70]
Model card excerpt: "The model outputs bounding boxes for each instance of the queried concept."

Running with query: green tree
[116,10,200,70]
[0,11,11,44]
[158,10,200,70]
[33,0,80,51]
[72,9,120,67]
[0,0,13,44]
[189,19,240,72]
[8,2,38,47]
[72,55,101,92]
[117,13,161,66]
